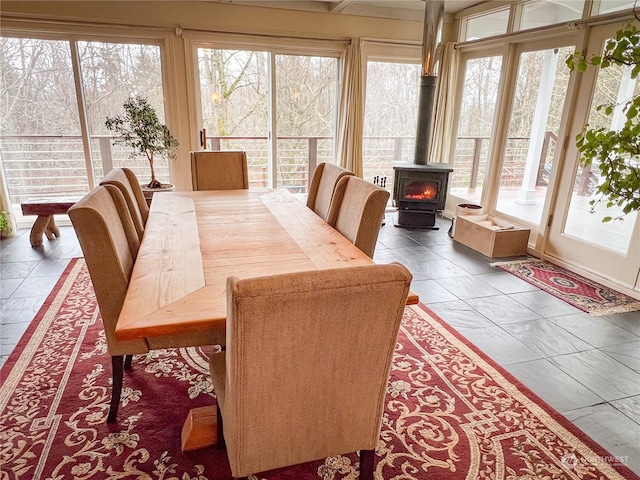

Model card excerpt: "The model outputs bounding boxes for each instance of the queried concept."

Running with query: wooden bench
[21,199,79,247]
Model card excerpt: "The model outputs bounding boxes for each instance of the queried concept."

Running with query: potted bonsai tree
[105,95,179,190]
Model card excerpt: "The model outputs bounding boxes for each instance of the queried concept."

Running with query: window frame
[186,32,345,189]
[0,24,174,223]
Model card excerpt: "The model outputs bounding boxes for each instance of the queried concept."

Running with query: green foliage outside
[567,23,640,222]
[105,96,179,188]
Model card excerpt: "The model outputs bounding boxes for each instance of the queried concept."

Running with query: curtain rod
[360,37,422,47]
[0,13,173,34]
[0,12,351,45]
[180,25,351,44]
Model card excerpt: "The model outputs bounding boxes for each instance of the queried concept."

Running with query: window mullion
[268,52,277,189]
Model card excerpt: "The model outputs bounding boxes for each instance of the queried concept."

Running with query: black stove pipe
[414,0,444,166]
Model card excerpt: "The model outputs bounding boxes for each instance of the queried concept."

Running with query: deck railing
[0,132,559,207]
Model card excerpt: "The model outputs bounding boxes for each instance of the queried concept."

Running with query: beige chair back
[100,167,149,240]
[306,162,353,221]
[210,263,412,479]
[190,151,249,191]
[70,185,226,423]
[326,175,390,258]
[70,185,226,355]
[69,185,148,356]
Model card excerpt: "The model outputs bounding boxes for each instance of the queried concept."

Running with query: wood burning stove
[393,162,453,228]
[392,0,452,229]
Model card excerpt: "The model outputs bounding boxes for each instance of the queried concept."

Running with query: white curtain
[336,38,364,177]
[428,42,458,165]
[0,155,17,236]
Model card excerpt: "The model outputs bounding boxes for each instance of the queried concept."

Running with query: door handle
[200,128,207,148]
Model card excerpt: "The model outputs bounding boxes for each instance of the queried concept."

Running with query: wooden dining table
[115,187,418,451]
[116,188,418,342]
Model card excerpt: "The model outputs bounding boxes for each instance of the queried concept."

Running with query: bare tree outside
[197,48,337,190]
[0,36,168,208]
[451,54,503,200]
[78,41,166,180]
[363,60,420,189]
[276,54,337,189]
[199,49,268,139]
[1,38,80,136]
[0,38,85,200]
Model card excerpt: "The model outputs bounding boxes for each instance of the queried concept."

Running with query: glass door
[78,41,168,186]
[449,51,503,207]
[0,37,86,223]
[546,22,640,291]
[197,48,270,187]
[275,54,337,192]
[196,46,338,191]
[0,35,171,226]
[495,43,574,226]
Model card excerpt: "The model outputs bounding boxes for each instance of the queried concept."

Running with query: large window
[198,48,269,186]
[450,54,503,205]
[79,41,166,186]
[0,35,168,223]
[519,1,584,30]
[496,45,573,225]
[0,38,85,202]
[453,1,639,290]
[197,47,338,191]
[363,60,420,193]
[276,54,337,191]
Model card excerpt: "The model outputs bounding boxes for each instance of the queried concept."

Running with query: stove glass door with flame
[403,181,439,201]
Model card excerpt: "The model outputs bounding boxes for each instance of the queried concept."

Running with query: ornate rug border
[1,260,638,480]
[411,302,638,480]
[0,258,82,408]
[490,259,640,316]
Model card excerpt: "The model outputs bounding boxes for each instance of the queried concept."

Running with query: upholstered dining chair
[190,150,249,191]
[326,175,390,258]
[210,263,412,480]
[306,162,353,221]
[99,167,149,241]
[69,185,225,423]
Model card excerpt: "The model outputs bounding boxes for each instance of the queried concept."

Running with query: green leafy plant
[105,96,179,189]
[0,211,11,237]
[567,23,640,222]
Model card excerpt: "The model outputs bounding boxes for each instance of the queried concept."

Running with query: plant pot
[141,183,175,205]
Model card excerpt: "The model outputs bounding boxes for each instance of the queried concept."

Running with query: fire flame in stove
[405,185,437,200]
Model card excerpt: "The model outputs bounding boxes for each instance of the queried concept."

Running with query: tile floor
[2,216,639,475]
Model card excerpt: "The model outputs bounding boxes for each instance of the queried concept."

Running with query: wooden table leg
[180,405,218,452]
[29,215,53,247]
[44,216,61,240]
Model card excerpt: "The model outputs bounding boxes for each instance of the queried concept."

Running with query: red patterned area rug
[1,258,637,480]
[492,259,640,316]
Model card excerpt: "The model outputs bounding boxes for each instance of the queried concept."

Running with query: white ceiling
[207,0,485,20]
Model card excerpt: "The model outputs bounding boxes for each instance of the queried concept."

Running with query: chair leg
[216,403,225,449]
[124,354,133,370]
[107,355,124,423]
[359,449,375,480]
